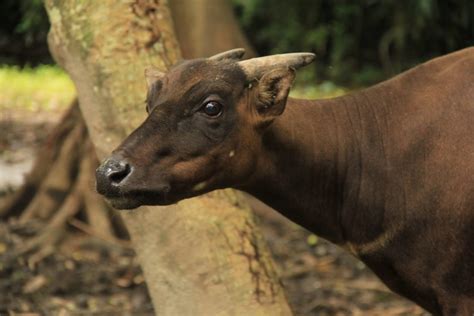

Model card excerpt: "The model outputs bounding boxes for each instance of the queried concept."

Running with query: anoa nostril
[105,160,131,185]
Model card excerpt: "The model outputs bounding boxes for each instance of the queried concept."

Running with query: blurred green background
[233,0,473,85]
[0,0,472,107]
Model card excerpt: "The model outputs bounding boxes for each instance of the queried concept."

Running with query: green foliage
[291,78,347,100]
[15,0,48,40]
[0,65,75,111]
[0,0,51,65]
[234,0,474,85]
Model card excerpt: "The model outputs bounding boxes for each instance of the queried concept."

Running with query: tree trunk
[44,1,292,315]
[169,0,256,58]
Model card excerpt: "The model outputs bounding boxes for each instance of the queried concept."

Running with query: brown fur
[96,47,474,314]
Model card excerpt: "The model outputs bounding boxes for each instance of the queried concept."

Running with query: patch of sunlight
[0,65,76,112]
[291,81,347,100]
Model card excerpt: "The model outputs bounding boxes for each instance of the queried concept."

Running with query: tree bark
[169,0,256,58]
[44,1,292,315]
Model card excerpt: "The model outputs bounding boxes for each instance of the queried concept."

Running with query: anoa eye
[201,101,223,117]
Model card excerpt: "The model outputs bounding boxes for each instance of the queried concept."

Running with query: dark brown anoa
[96,47,474,314]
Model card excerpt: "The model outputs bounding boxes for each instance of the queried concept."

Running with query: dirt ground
[0,108,428,315]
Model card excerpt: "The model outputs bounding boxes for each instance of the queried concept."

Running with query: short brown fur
[96,47,474,314]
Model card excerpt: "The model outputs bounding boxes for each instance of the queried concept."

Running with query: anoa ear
[145,66,165,89]
[256,67,296,118]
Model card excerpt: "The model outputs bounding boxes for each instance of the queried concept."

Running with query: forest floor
[0,107,430,316]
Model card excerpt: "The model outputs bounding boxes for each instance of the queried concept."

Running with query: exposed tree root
[0,100,129,263]
[68,218,133,249]
[1,100,81,218]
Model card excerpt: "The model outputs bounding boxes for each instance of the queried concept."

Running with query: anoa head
[96,48,315,209]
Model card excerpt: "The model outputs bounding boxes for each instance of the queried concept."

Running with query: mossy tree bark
[40,0,292,315]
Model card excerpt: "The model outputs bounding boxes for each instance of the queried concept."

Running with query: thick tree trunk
[169,0,256,58]
[44,1,292,315]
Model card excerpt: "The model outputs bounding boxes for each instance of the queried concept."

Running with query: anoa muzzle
[96,49,315,210]
[96,47,474,314]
